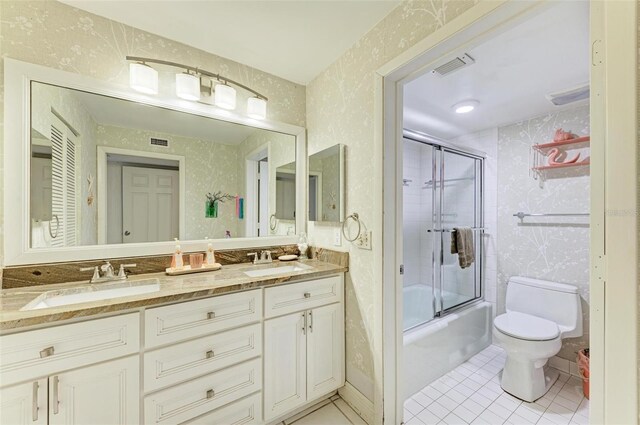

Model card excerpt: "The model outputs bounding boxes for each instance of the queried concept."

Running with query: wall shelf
[533,136,590,151]
[533,160,590,171]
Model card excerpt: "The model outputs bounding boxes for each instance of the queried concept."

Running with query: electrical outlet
[333,228,342,246]
[355,230,372,250]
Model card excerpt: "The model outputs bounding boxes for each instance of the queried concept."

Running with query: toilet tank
[506,276,582,338]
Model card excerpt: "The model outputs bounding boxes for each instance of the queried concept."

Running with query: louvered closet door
[49,114,78,247]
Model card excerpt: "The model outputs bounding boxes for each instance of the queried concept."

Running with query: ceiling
[58,0,400,85]
[67,87,259,144]
[403,1,589,140]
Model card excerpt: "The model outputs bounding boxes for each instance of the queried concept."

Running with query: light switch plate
[355,230,372,250]
[333,228,342,246]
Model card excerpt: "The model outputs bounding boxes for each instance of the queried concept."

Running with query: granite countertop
[0,259,347,331]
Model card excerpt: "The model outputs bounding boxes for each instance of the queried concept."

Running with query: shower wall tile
[496,105,590,361]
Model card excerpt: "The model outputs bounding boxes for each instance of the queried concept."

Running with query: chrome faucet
[247,250,274,265]
[80,261,137,283]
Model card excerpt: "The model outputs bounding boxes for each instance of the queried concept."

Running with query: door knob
[124,230,131,236]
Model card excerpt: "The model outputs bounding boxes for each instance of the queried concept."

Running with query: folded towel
[451,227,475,269]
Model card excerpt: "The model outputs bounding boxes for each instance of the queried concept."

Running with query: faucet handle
[247,253,257,264]
[118,264,137,278]
[265,251,272,261]
[80,266,100,282]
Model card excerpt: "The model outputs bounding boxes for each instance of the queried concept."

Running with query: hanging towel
[451,227,475,269]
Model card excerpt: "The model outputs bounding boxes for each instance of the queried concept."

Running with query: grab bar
[513,212,589,222]
[427,228,486,232]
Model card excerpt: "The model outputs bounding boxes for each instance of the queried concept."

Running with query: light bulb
[247,97,267,120]
[129,63,158,95]
[175,72,200,101]
[214,83,236,110]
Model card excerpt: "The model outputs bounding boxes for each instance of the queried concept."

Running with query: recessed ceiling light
[452,100,479,114]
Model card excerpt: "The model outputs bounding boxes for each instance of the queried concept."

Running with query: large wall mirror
[5,59,306,265]
[308,144,345,223]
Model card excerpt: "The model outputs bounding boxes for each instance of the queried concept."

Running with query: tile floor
[284,395,367,425]
[404,345,589,425]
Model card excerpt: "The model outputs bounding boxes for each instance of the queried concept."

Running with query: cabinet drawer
[144,323,262,392]
[145,290,262,348]
[0,313,139,387]
[144,358,262,425]
[264,276,343,318]
[184,392,261,425]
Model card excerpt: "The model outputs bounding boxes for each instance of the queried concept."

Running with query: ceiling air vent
[546,84,590,106]
[150,137,169,147]
[432,53,475,76]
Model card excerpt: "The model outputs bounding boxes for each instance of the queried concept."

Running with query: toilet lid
[494,312,560,341]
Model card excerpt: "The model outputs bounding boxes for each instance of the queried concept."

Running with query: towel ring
[342,213,361,242]
[49,214,59,239]
[269,214,277,231]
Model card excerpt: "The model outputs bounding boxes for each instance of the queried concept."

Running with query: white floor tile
[417,408,443,425]
[413,391,435,408]
[441,412,468,425]
[406,398,426,415]
[453,405,478,423]
[405,346,589,425]
[427,401,452,419]
[333,399,367,425]
[291,403,351,425]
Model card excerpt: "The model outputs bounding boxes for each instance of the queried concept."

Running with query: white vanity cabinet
[1,274,345,425]
[263,276,345,421]
[0,313,141,425]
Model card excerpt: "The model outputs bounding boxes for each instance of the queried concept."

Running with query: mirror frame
[4,58,307,266]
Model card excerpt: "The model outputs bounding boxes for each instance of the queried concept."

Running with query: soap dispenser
[171,238,184,269]
[205,237,216,266]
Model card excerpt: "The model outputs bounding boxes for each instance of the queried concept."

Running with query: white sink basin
[21,279,161,311]
[243,262,312,278]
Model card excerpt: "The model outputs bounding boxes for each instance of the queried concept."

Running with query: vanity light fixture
[126,56,268,119]
[214,83,237,110]
[129,62,158,95]
[452,99,479,114]
[247,96,267,120]
[175,71,200,101]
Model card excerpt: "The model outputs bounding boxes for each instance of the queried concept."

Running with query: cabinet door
[0,379,48,425]
[306,303,345,400]
[263,312,307,421]
[49,356,139,425]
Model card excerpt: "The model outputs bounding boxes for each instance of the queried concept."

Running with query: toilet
[493,276,582,402]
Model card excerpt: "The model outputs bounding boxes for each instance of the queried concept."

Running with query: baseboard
[548,355,581,377]
[338,382,374,425]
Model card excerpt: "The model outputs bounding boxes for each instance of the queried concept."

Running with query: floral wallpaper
[497,104,591,361]
[306,0,480,401]
[0,0,306,266]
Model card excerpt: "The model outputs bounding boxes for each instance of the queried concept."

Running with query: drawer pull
[39,346,54,358]
[32,381,39,421]
[207,311,216,320]
[206,389,215,399]
[52,375,60,414]
[304,292,311,298]
[206,350,215,359]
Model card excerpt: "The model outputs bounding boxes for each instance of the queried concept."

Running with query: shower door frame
[403,130,484,331]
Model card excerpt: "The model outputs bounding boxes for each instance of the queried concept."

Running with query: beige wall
[0,0,305,266]
[306,0,480,400]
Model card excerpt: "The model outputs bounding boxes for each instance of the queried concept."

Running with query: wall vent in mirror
[150,138,169,147]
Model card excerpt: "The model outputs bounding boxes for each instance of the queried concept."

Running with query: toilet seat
[494,312,559,341]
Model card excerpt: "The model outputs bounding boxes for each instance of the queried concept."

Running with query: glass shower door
[435,149,482,314]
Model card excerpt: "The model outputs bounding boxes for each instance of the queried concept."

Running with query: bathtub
[403,295,492,399]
